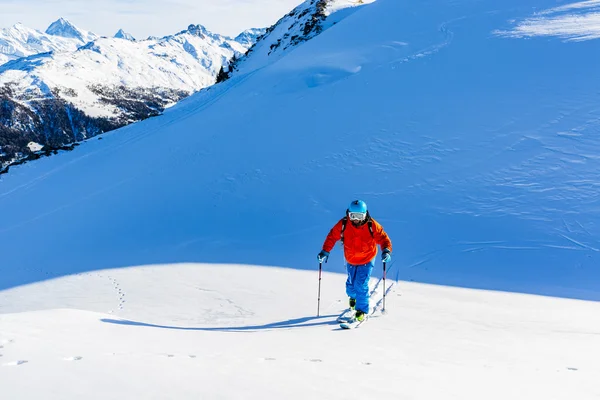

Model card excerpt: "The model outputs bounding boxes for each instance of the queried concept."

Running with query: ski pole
[317,261,323,317]
[383,261,387,313]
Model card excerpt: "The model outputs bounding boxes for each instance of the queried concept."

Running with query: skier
[318,200,392,322]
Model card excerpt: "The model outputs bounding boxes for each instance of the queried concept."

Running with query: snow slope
[229,0,375,76]
[1,264,598,399]
[1,0,600,398]
[1,0,598,298]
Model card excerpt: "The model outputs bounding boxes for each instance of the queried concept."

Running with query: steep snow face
[227,0,375,76]
[0,19,94,66]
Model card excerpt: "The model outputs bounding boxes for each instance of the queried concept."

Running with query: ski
[336,308,356,323]
[340,316,367,329]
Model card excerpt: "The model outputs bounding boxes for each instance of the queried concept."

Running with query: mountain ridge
[0,20,264,174]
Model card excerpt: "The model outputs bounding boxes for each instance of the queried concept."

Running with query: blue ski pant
[345,259,374,313]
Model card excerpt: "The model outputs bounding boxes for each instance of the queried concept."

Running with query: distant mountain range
[0,18,264,173]
[0,18,98,65]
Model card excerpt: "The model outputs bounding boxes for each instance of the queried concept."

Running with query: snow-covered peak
[234,28,267,47]
[226,0,375,77]
[4,22,30,37]
[169,24,248,54]
[45,17,97,43]
[185,24,209,37]
[0,20,91,66]
[114,29,135,41]
[181,24,233,45]
[1,22,37,47]
[45,17,79,38]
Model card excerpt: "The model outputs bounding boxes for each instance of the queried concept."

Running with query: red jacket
[322,217,392,265]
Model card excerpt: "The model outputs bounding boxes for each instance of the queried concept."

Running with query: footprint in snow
[3,360,28,366]
[64,356,83,361]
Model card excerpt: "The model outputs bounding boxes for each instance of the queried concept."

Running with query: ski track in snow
[386,18,458,70]
[63,356,83,361]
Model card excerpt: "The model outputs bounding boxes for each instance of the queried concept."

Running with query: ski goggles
[348,212,367,222]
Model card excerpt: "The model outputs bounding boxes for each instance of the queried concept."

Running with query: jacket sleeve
[372,219,392,252]
[322,219,344,252]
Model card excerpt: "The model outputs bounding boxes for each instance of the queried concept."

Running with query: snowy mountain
[2,0,600,398]
[114,29,135,41]
[0,23,256,174]
[219,0,375,81]
[233,27,267,47]
[44,17,97,43]
[0,19,96,66]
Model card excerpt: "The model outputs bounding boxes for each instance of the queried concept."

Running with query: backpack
[341,210,374,244]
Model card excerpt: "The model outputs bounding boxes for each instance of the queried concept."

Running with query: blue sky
[0,0,303,38]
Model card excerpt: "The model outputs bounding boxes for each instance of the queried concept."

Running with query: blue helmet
[349,200,367,213]
[348,200,368,222]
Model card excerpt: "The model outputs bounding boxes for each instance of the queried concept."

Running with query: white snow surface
[26,142,43,152]
[234,0,374,75]
[1,264,598,399]
[1,0,600,398]
[496,0,600,41]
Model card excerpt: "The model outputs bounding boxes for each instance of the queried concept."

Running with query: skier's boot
[349,298,356,310]
[355,310,366,322]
